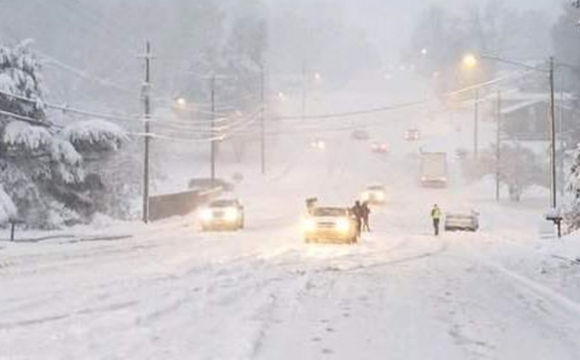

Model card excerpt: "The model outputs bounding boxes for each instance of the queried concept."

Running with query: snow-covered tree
[0,41,128,228]
[0,184,16,224]
[564,144,580,231]
[462,144,546,202]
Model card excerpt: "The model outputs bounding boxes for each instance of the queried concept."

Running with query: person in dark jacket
[351,201,363,236]
[361,201,371,232]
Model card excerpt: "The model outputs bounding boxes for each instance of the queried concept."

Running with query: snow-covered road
[1,132,580,360]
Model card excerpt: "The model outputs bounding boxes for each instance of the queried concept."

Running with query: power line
[271,69,535,122]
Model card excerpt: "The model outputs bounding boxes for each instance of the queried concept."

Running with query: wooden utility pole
[549,57,557,210]
[142,41,152,224]
[496,90,502,202]
[260,70,266,175]
[474,88,479,159]
[210,75,216,183]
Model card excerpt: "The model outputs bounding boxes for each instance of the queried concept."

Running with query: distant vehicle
[303,207,359,244]
[311,138,326,151]
[351,129,370,140]
[455,148,468,160]
[361,185,386,205]
[420,152,447,188]
[405,129,421,141]
[371,142,390,154]
[199,199,245,231]
[445,210,479,232]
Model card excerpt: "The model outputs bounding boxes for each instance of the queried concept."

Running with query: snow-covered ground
[1,131,580,359]
[1,76,579,359]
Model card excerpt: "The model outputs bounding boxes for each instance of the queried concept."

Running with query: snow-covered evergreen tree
[565,144,580,231]
[0,41,128,228]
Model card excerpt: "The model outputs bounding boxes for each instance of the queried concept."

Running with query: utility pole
[210,75,216,183]
[474,88,479,159]
[496,90,502,202]
[142,41,152,224]
[260,70,266,175]
[301,59,307,122]
[549,56,557,210]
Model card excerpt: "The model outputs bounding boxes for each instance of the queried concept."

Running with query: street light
[463,53,558,210]
[462,54,479,70]
[461,53,481,159]
[421,48,428,56]
[175,97,187,109]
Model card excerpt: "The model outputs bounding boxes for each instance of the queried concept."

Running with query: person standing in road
[351,201,364,236]
[431,204,442,236]
[361,201,371,232]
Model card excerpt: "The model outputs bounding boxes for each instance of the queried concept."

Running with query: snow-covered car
[199,199,245,231]
[303,207,359,244]
[351,129,370,140]
[361,185,386,205]
[444,210,479,232]
[371,142,390,154]
[310,138,326,151]
[405,129,420,141]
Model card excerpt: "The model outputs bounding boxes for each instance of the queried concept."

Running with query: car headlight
[376,192,385,201]
[199,209,213,222]
[361,192,370,201]
[335,218,351,233]
[302,218,316,232]
[224,207,239,222]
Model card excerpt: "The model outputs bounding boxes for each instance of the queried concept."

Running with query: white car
[405,129,420,141]
[361,185,387,205]
[444,210,479,232]
[311,138,326,151]
[199,199,245,231]
[303,207,359,244]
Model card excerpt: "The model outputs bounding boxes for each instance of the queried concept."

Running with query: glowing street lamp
[421,48,428,56]
[462,54,479,70]
[313,72,322,81]
[175,97,187,109]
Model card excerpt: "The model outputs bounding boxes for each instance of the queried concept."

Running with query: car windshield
[312,208,348,217]
[210,200,237,208]
[368,186,384,191]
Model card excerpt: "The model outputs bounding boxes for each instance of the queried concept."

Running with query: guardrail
[148,187,222,222]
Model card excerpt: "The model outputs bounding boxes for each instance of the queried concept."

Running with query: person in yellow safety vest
[431,204,442,236]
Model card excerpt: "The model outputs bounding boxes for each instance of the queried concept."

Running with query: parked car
[405,129,421,141]
[351,129,370,140]
[360,185,387,205]
[199,199,245,231]
[303,207,359,244]
[444,210,479,232]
